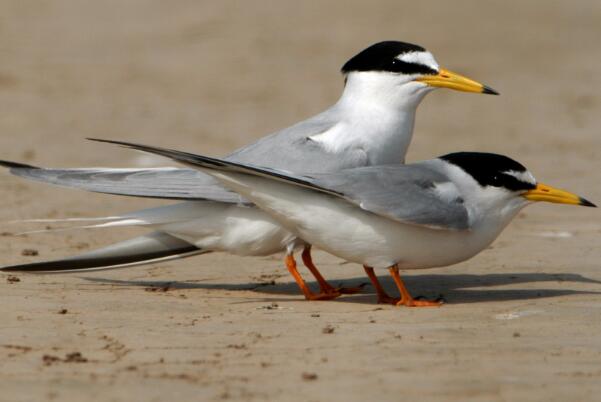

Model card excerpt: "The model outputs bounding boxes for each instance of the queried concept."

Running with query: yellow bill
[415,68,498,95]
[522,183,596,207]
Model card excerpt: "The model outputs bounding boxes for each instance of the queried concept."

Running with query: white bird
[0,41,497,300]
[71,140,594,307]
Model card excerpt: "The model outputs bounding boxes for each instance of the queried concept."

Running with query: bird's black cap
[341,41,437,75]
[440,152,535,191]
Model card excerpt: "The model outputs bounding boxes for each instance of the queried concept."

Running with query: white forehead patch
[504,170,537,185]
[396,51,439,72]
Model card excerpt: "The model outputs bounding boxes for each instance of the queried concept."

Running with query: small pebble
[42,355,61,365]
[301,372,318,381]
[64,352,87,363]
[21,249,39,256]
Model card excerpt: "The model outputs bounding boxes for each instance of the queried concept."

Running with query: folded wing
[311,165,469,230]
[90,140,470,231]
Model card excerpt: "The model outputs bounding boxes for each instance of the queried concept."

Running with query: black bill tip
[579,197,597,208]
[482,85,499,95]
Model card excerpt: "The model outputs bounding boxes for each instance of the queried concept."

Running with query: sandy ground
[1,1,601,401]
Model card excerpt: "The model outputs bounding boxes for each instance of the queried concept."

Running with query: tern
[70,140,595,307]
[0,41,497,300]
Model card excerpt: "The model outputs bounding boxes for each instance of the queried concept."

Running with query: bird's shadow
[82,271,601,305]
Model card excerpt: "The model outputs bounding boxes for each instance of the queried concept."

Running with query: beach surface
[1,1,601,401]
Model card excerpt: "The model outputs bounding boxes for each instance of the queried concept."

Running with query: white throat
[309,72,434,165]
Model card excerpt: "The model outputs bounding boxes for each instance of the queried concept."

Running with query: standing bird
[71,141,595,306]
[0,41,497,300]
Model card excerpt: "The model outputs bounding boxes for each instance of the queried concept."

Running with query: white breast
[273,193,494,270]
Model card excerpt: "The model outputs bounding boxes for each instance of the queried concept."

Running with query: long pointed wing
[0,161,247,204]
[90,139,469,231]
[0,231,206,273]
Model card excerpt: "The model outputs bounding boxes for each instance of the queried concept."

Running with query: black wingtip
[86,138,225,167]
[0,243,202,273]
[579,197,597,208]
[0,160,39,169]
[87,138,167,155]
[87,138,129,147]
[482,85,499,95]
[1,266,26,273]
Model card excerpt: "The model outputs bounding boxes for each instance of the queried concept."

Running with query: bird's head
[340,41,498,109]
[438,152,595,221]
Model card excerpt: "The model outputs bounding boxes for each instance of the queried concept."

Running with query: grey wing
[312,165,470,231]
[70,140,468,231]
[226,105,368,173]
[0,106,353,203]
[0,111,342,203]
[0,162,246,204]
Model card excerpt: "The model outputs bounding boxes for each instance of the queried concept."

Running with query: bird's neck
[315,73,431,165]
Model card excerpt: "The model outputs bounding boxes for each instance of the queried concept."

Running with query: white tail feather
[13,218,152,236]
[7,216,123,224]
[9,202,217,236]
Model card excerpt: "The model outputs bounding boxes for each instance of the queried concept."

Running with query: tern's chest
[309,115,415,166]
[287,198,499,269]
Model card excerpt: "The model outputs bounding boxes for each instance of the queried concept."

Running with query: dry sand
[1,1,601,401]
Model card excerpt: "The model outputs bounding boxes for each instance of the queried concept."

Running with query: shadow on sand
[82,271,601,305]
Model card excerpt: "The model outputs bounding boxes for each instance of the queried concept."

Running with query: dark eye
[490,175,501,186]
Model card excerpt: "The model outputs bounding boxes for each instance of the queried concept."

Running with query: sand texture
[1,1,601,401]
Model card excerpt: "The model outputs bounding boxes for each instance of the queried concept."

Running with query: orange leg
[302,246,363,295]
[363,266,400,305]
[388,265,442,307]
[285,254,340,301]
